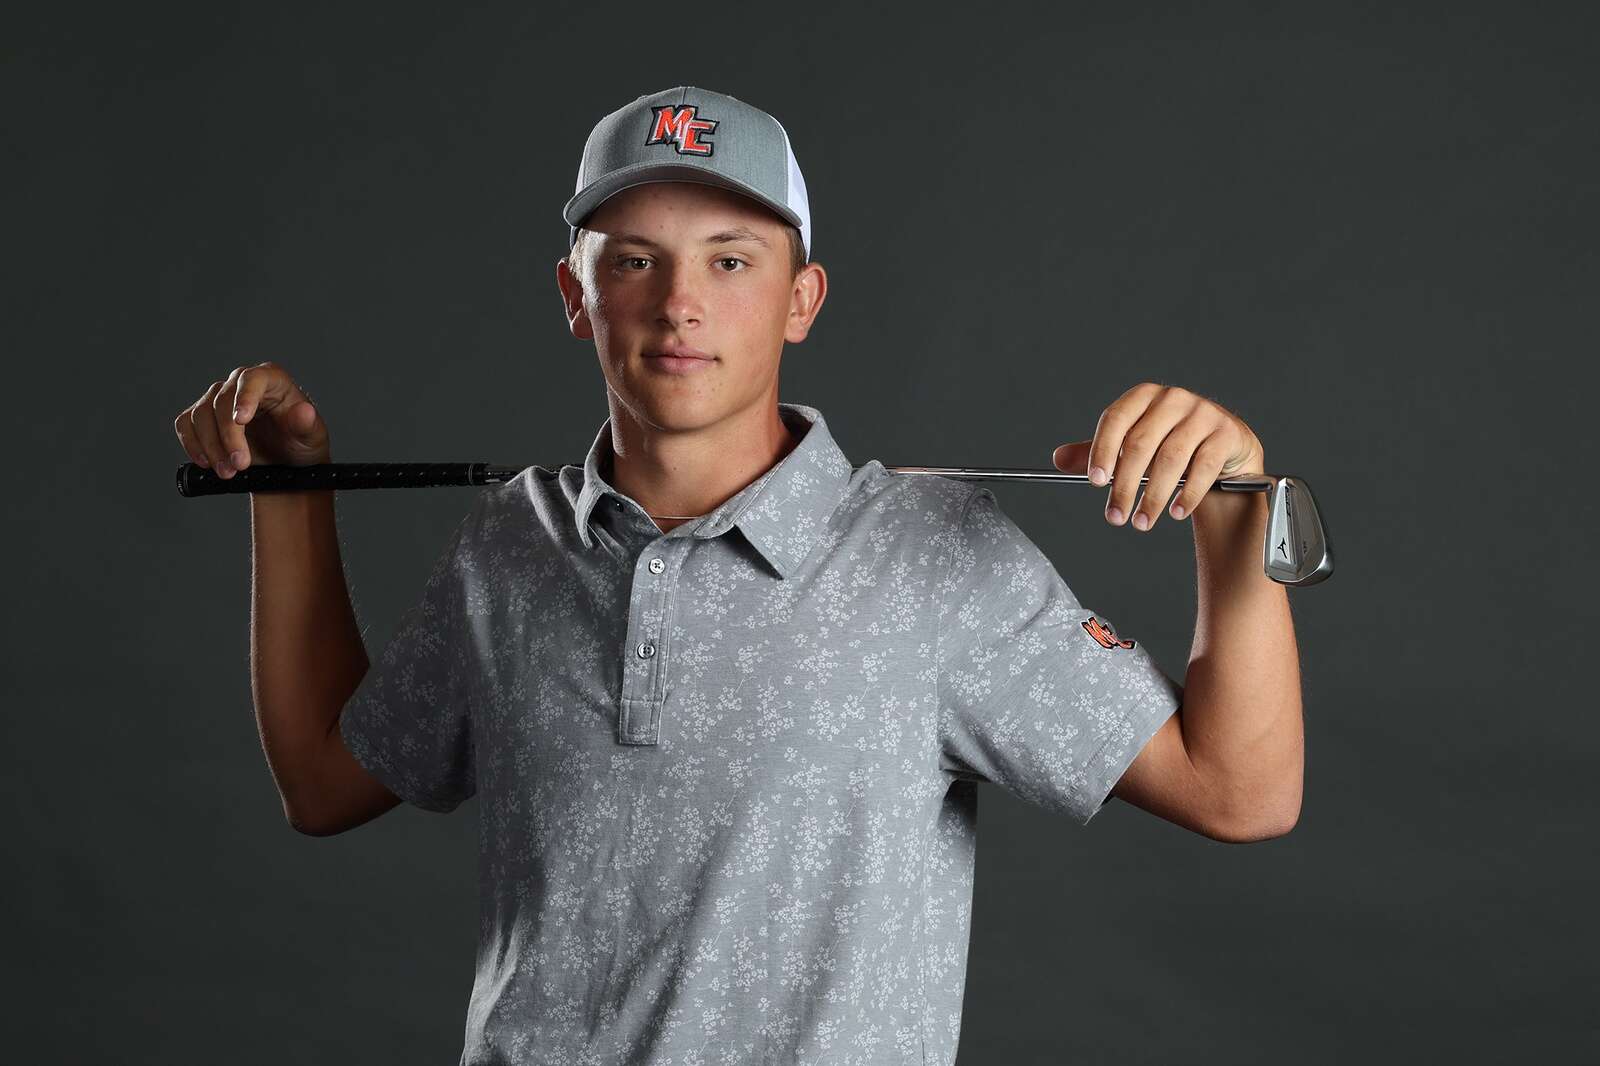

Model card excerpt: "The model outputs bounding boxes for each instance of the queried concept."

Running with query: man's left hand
[1051,382,1265,531]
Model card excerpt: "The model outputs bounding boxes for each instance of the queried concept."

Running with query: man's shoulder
[454,465,570,550]
[841,459,977,532]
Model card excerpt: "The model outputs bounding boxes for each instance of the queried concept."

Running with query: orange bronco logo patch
[646,105,718,157]
[1082,615,1136,650]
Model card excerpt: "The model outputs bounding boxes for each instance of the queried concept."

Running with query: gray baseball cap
[563,86,812,262]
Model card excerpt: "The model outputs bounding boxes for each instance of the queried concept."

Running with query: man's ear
[784,260,828,344]
[555,257,594,341]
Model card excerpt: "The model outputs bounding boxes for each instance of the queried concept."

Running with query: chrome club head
[1264,477,1334,587]
[874,464,1335,587]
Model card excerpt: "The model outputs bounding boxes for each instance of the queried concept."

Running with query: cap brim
[562,162,803,234]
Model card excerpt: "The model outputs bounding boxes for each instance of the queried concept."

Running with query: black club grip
[174,462,517,497]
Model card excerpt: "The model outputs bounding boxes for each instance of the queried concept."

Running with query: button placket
[617,539,687,746]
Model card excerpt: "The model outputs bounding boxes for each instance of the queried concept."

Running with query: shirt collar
[571,402,853,579]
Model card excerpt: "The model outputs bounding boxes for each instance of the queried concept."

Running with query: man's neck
[607,401,803,533]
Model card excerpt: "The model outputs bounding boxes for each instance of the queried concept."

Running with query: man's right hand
[173,361,331,477]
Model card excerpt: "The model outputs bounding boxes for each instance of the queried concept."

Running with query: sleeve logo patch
[1082,615,1136,651]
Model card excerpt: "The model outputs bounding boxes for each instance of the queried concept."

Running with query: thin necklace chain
[617,427,799,523]
[605,458,704,519]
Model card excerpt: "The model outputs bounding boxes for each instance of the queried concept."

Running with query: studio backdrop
[5,2,1592,1063]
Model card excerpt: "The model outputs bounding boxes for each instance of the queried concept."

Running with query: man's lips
[642,345,717,376]
[645,347,715,360]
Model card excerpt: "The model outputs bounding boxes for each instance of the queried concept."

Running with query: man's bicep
[1108,709,1222,838]
[935,485,1187,825]
[318,504,481,822]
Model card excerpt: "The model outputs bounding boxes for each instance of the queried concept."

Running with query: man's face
[556,180,825,435]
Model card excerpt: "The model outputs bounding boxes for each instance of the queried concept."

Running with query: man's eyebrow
[704,226,772,249]
[610,227,772,250]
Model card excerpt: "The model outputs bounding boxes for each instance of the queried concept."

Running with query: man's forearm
[248,491,369,830]
[1180,479,1305,839]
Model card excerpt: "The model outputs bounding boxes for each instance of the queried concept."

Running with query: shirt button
[636,641,656,658]
[648,557,665,574]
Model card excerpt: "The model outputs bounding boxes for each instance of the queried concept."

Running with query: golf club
[174,461,1334,587]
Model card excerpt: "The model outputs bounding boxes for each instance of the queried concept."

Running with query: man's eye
[622,257,651,270]
[717,257,746,271]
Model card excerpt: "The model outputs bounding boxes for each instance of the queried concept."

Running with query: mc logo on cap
[646,105,718,157]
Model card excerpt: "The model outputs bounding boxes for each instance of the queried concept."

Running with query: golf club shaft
[174,461,1279,498]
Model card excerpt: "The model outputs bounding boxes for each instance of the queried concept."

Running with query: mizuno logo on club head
[646,105,718,156]
[1082,616,1136,651]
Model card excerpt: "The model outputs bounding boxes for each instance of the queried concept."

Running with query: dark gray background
[6,2,1593,1062]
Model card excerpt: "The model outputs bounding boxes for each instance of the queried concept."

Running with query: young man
[177,85,1302,1065]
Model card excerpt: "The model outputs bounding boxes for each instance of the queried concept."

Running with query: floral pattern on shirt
[339,402,1182,1065]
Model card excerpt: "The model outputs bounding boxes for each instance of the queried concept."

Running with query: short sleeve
[936,487,1182,825]
[338,511,478,814]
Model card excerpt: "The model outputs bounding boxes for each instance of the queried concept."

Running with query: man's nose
[656,260,704,328]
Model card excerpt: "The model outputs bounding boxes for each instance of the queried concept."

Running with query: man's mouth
[645,346,715,361]
[643,345,717,374]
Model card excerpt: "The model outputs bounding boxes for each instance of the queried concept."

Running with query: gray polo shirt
[339,401,1183,1065]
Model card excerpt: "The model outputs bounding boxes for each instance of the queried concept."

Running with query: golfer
[173,85,1304,1065]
